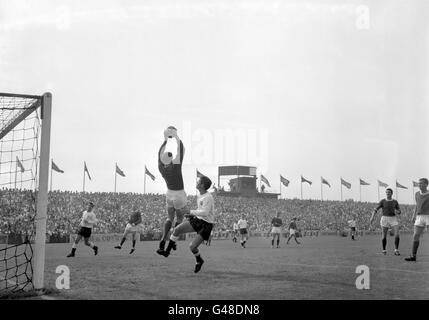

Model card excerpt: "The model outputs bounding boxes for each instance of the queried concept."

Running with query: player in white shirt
[158,176,215,273]
[67,202,99,257]
[232,222,239,243]
[348,217,357,241]
[237,215,248,248]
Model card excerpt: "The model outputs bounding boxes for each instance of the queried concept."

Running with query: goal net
[0,93,51,296]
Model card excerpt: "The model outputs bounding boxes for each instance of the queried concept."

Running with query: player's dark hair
[89,202,94,206]
[200,175,212,190]
[419,178,429,184]
[167,126,177,131]
[386,188,393,193]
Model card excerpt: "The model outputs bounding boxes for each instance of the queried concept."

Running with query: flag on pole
[280,175,290,187]
[341,178,351,189]
[396,181,408,189]
[413,181,419,187]
[260,174,271,187]
[145,166,155,181]
[301,176,312,185]
[51,160,64,173]
[116,164,126,177]
[378,180,388,188]
[321,177,331,187]
[16,156,25,173]
[84,162,92,180]
[196,169,205,178]
[359,179,370,186]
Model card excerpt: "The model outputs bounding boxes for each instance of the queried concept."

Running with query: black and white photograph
[0,0,428,311]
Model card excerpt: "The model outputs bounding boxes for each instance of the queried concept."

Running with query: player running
[370,188,401,255]
[67,202,99,257]
[348,217,357,241]
[271,211,283,248]
[157,176,215,273]
[286,217,300,245]
[405,178,429,262]
[237,215,248,248]
[156,126,187,255]
[114,210,143,254]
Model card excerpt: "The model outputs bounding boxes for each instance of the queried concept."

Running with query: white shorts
[166,189,187,210]
[380,216,399,228]
[271,227,282,234]
[414,215,429,227]
[125,223,143,234]
[289,229,296,235]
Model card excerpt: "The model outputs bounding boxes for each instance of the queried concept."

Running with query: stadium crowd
[0,189,416,236]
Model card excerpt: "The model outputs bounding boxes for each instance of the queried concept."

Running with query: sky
[0,0,428,204]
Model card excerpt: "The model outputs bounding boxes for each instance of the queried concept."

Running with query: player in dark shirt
[156,126,188,255]
[370,188,401,255]
[286,217,300,245]
[270,211,283,248]
[115,210,143,254]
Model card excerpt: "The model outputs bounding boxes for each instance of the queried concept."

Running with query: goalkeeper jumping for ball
[158,175,215,273]
[156,126,187,255]
[115,210,143,254]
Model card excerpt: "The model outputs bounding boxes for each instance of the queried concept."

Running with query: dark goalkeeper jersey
[271,217,283,227]
[289,221,297,230]
[376,199,400,217]
[158,140,185,191]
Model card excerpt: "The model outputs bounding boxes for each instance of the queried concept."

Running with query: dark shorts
[239,228,248,235]
[78,227,92,238]
[189,216,213,241]
[351,227,356,232]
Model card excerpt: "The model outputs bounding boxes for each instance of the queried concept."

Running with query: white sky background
[0,0,428,204]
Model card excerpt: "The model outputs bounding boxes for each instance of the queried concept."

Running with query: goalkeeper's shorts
[125,223,143,233]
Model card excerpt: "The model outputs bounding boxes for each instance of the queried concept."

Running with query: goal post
[33,92,52,290]
[0,92,52,294]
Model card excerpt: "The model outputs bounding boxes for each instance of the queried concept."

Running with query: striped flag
[359,179,370,186]
[301,176,312,185]
[396,181,407,189]
[116,164,125,177]
[413,181,419,188]
[16,156,25,173]
[52,160,64,173]
[84,162,92,180]
[280,175,290,187]
[378,180,388,188]
[321,177,331,187]
[260,174,271,187]
[145,166,155,181]
[341,178,351,189]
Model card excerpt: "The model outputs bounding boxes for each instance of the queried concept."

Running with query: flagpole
[144,166,147,195]
[114,163,117,193]
[50,159,53,192]
[377,183,379,201]
[83,163,86,193]
[359,183,361,202]
[301,175,303,200]
[395,181,398,203]
[279,176,282,199]
[14,160,17,189]
[340,178,343,201]
[321,180,323,201]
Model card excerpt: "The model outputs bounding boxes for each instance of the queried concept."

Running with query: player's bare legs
[189,235,205,273]
[158,206,176,251]
[392,225,400,255]
[158,220,194,257]
[67,235,82,257]
[130,232,136,254]
[115,229,130,250]
[405,226,425,261]
[381,227,389,254]
[84,237,98,255]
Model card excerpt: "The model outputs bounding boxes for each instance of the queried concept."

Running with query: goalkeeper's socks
[159,240,166,250]
[165,240,176,254]
[71,248,76,255]
[120,237,126,246]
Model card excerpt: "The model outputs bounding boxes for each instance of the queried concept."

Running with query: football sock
[412,241,419,257]
[159,240,166,250]
[394,237,400,250]
[120,237,126,246]
[71,248,76,254]
[163,220,173,241]
[382,238,387,250]
[271,239,274,246]
[132,240,136,248]
[165,240,176,254]
[277,239,280,247]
